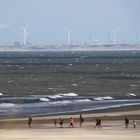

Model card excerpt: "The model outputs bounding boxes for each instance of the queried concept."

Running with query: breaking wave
[94,96,114,101]
[39,98,50,102]
[0,103,15,108]
[74,99,91,103]
[48,100,72,105]
[61,93,78,97]
[47,94,63,99]
[47,93,78,99]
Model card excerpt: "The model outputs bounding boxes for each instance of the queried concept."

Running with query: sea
[0,50,140,118]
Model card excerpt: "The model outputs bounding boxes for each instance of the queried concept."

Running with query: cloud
[0,20,15,30]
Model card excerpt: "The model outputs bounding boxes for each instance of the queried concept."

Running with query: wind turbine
[65,29,75,45]
[22,26,30,46]
[113,28,119,45]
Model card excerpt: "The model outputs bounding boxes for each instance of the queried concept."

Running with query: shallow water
[0,93,140,118]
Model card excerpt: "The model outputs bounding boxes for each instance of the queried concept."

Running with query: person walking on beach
[124,117,129,128]
[28,116,32,128]
[95,118,102,129]
[98,118,102,129]
[60,118,64,128]
[53,119,57,127]
[69,117,74,128]
[95,118,99,129]
[133,120,136,128]
[79,114,84,128]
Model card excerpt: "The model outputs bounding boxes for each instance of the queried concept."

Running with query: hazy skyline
[0,0,140,44]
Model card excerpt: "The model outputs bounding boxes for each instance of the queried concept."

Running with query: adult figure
[69,117,74,128]
[28,116,32,128]
[53,119,57,127]
[79,114,84,128]
[60,118,64,128]
[124,117,129,128]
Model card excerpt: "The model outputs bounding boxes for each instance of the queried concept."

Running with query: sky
[0,0,140,44]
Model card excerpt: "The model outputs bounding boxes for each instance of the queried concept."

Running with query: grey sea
[0,50,140,118]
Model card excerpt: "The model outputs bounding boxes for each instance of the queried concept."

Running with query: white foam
[102,96,114,100]
[94,96,114,101]
[49,100,72,105]
[20,66,24,69]
[0,103,15,108]
[74,99,91,103]
[47,93,78,99]
[126,93,136,97]
[72,84,78,86]
[47,94,63,99]
[130,84,138,87]
[40,98,50,102]
[61,93,78,97]
[0,92,3,96]
[94,97,103,101]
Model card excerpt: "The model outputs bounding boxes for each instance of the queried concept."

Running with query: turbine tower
[113,28,119,44]
[22,26,29,46]
[65,29,75,45]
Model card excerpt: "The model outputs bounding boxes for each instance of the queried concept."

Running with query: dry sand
[0,110,140,140]
[0,122,140,140]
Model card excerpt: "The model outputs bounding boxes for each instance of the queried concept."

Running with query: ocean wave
[102,96,114,100]
[94,96,114,101]
[126,93,136,97]
[47,93,78,99]
[60,93,78,97]
[48,100,72,105]
[0,93,3,96]
[111,103,140,107]
[81,102,140,112]
[0,103,15,108]
[47,94,63,99]
[74,99,91,103]
[39,98,50,102]
[94,97,103,101]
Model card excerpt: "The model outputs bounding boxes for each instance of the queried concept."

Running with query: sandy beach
[0,121,140,140]
[0,126,140,140]
[0,110,140,140]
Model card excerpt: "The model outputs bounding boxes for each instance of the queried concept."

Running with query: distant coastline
[0,44,140,51]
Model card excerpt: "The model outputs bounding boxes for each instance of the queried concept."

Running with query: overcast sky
[0,0,140,44]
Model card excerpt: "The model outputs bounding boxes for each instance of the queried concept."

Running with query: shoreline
[1,104,140,120]
[0,105,140,129]
[0,47,140,52]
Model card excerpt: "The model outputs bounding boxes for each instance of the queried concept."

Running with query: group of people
[53,114,84,128]
[28,115,137,129]
[54,117,75,128]
[124,117,136,128]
